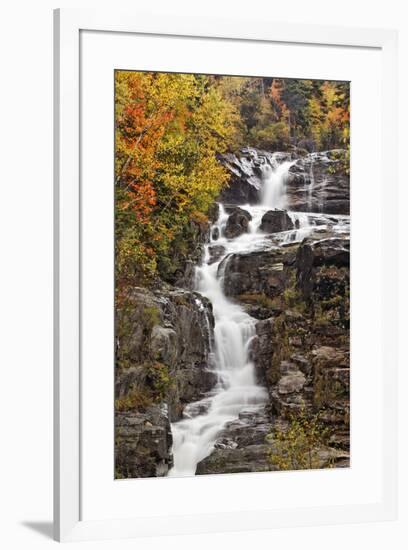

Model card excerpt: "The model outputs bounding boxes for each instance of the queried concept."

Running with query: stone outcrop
[115,286,217,478]
[196,444,274,475]
[116,287,217,420]
[196,409,276,475]
[259,209,294,233]
[224,207,252,238]
[172,219,211,289]
[115,406,173,478]
[218,148,283,204]
[219,245,298,298]
[208,244,226,264]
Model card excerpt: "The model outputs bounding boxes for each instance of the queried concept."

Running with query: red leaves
[126,181,157,224]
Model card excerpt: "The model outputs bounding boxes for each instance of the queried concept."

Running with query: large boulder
[196,445,274,475]
[219,245,297,298]
[196,408,276,475]
[224,207,252,239]
[278,369,307,395]
[208,244,226,265]
[259,209,294,233]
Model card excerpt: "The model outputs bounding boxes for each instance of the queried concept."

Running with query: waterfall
[261,160,295,208]
[168,157,315,477]
[307,158,315,210]
[168,211,268,477]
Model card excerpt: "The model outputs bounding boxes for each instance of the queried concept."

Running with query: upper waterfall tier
[218,147,349,215]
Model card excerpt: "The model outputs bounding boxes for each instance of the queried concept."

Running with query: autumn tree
[115,71,239,289]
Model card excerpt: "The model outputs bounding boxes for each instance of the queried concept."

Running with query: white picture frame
[54,8,398,542]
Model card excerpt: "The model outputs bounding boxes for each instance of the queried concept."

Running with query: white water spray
[261,160,295,208]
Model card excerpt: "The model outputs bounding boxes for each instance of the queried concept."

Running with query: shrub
[267,409,331,470]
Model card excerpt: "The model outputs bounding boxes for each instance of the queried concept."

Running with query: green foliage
[216,76,349,152]
[248,121,290,150]
[267,410,331,470]
[145,362,172,399]
[238,292,277,309]
[328,149,350,176]
[115,386,153,412]
[141,306,160,331]
[239,278,306,314]
[115,362,173,413]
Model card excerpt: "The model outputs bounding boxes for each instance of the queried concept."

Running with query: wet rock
[218,147,349,215]
[194,406,276,475]
[310,238,349,268]
[208,244,226,264]
[207,202,220,223]
[217,409,273,447]
[218,149,268,204]
[175,260,196,290]
[220,246,297,298]
[286,150,349,215]
[211,227,220,241]
[243,302,283,321]
[196,444,275,474]
[259,209,294,233]
[218,148,295,204]
[224,207,252,239]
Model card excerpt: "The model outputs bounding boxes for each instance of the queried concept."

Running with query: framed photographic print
[54,8,398,542]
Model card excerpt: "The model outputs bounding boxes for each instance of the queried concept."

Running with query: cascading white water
[168,207,268,477]
[168,157,348,477]
[261,160,295,208]
[307,158,315,210]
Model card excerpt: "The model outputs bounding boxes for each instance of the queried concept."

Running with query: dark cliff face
[219,147,349,215]
[115,287,216,478]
